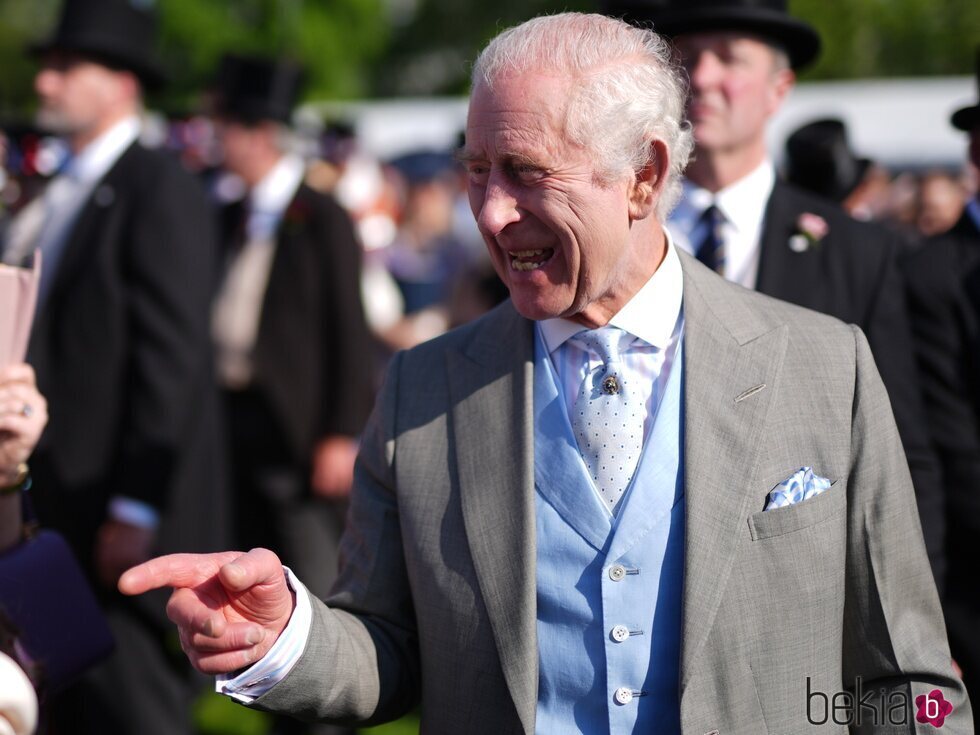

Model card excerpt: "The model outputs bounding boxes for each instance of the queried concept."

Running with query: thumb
[218,548,287,594]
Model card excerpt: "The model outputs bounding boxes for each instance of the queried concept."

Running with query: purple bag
[0,528,114,693]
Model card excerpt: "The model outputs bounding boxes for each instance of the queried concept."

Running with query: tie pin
[602,375,620,395]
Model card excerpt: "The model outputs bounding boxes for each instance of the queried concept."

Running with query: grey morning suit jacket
[256,251,970,734]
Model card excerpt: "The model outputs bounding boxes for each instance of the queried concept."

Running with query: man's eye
[467,165,489,184]
[512,164,545,181]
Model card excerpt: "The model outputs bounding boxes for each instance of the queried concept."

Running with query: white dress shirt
[668,160,775,289]
[218,230,686,704]
[212,154,306,388]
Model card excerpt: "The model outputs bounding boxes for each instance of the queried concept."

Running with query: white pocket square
[765,467,831,510]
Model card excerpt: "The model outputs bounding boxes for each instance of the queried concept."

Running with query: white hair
[472,13,694,219]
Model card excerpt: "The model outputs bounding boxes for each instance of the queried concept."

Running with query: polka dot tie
[571,327,643,515]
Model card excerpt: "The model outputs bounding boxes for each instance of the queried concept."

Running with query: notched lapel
[678,256,789,694]
[450,305,538,734]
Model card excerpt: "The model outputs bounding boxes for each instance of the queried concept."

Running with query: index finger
[118,551,245,595]
[0,363,36,386]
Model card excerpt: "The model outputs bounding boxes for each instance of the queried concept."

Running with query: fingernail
[202,618,215,637]
[224,562,244,584]
[245,628,264,646]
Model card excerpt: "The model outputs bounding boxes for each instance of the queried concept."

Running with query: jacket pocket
[748,480,844,541]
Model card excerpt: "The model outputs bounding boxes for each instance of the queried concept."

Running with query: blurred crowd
[1,0,980,734]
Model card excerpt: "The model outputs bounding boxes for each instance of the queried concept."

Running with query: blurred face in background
[674,31,793,156]
[215,118,279,185]
[35,52,136,146]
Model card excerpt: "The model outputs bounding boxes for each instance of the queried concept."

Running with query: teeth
[512,260,544,271]
[512,249,544,257]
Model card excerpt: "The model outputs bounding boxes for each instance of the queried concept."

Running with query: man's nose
[686,51,722,91]
[475,176,521,237]
[34,67,61,97]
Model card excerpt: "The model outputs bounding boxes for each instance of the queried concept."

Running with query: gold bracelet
[0,463,30,496]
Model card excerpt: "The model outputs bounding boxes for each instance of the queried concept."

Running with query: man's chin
[34,111,78,137]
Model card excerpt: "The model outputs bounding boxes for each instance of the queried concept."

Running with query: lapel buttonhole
[94,185,115,207]
[734,383,766,403]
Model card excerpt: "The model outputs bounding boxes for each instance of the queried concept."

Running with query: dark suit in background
[755,180,945,585]
[220,182,374,602]
[28,140,227,733]
[905,209,980,726]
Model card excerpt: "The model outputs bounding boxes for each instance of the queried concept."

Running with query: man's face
[673,31,793,155]
[34,52,129,138]
[463,72,650,326]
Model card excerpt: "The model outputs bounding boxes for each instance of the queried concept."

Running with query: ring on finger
[21,404,33,418]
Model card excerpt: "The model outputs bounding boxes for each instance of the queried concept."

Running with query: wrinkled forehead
[463,74,574,158]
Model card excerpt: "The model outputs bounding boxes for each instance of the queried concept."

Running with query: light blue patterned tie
[571,327,643,514]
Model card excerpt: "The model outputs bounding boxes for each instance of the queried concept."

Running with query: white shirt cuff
[215,566,313,704]
[108,496,160,529]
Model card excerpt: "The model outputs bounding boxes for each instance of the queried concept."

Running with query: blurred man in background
[209,54,374,735]
[0,0,226,732]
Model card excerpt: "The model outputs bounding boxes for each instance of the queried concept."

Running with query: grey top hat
[951,47,980,132]
[30,0,166,88]
[602,0,821,70]
[784,118,871,203]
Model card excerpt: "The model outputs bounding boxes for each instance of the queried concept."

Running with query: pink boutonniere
[788,212,829,253]
[283,198,312,234]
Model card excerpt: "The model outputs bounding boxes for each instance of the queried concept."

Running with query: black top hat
[211,54,305,126]
[784,118,870,203]
[602,0,821,70]
[30,0,166,88]
[951,47,980,132]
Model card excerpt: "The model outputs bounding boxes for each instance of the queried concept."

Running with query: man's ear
[628,138,669,221]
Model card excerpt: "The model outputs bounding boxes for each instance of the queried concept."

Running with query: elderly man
[605,0,946,585]
[121,13,968,734]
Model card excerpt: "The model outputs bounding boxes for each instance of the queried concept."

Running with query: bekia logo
[807,678,954,728]
[916,689,953,728]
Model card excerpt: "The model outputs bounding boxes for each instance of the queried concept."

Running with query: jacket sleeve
[861,233,946,591]
[842,325,971,733]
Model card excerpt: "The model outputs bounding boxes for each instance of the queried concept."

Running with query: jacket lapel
[450,303,538,734]
[37,144,137,323]
[677,253,788,692]
[756,181,818,302]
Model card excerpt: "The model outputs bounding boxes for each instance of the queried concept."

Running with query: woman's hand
[0,364,48,486]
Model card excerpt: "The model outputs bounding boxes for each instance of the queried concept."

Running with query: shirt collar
[538,226,684,354]
[67,116,141,184]
[682,159,775,234]
[249,154,306,215]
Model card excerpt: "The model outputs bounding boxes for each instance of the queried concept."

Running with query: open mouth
[509,248,555,271]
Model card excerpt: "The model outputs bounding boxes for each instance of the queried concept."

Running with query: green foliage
[794,0,980,80]
[0,0,975,120]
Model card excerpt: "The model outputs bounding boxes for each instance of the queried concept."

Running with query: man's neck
[685,142,768,194]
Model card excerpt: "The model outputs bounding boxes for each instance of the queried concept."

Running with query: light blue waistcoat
[534,327,685,734]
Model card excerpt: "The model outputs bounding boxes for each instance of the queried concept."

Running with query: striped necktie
[696,204,726,275]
